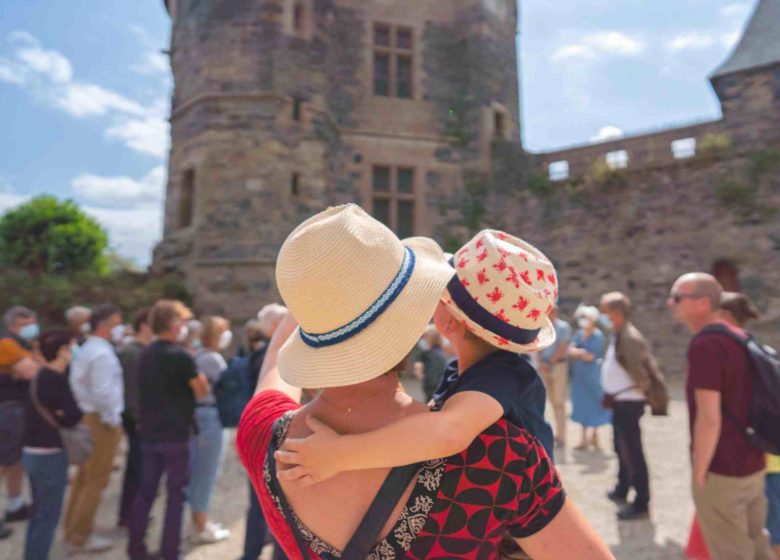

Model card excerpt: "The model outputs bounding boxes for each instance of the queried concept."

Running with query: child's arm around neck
[275,390,504,485]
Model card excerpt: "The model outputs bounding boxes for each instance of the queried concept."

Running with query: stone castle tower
[154,0,523,318]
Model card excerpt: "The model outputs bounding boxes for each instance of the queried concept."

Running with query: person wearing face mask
[567,305,610,451]
[65,306,92,345]
[187,315,232,544]
[129,300,209,560]
[65,304,125,553]
[0,306,41,534]
[184,319,204,356]
[22,330,83,560]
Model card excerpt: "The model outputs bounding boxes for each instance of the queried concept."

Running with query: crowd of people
[0,202,778,560]
[0,300,288,560]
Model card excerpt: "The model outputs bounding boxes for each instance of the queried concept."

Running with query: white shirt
[69,336,124,426]
[601,339,645,401]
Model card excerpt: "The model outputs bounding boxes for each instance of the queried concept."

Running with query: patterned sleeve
[506,426,566,538]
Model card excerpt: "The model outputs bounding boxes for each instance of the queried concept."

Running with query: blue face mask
[192,339,202,350]
[19,323,40,341]
[70,344,80,362]
[599,315,613,331]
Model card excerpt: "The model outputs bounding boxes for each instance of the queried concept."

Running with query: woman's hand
[275,416,344,486]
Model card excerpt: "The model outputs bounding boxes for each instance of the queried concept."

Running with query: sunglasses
[669,292,699,304]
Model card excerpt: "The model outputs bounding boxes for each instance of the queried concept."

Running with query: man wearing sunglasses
[669,272,773,560]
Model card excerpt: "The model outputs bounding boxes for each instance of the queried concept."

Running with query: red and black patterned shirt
[237,391,565,560]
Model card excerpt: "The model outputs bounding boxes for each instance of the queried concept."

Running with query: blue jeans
[242,478,287,560]
[768,473,780,546]
[22,450,69,560]
[187,406,225,513]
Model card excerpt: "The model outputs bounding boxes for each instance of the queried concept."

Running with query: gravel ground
[0,379,693,560]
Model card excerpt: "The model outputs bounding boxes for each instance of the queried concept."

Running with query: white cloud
[72,166,166,206]
[721,31,741,49]
[133,51,169,75]
[720,3,751,20]
[552,45,596,62]
[591,125,624,143]
[16,44,73,83]
[72,166,167,265]
[584,32,645,56]
[56,82,145,118]
[553,31,645,63]
[0,30,168,158]
[0,57,26,84]
[82,203,163,265]
[0,191,29,214]
[105,115,169,157]
[667,33,716,51]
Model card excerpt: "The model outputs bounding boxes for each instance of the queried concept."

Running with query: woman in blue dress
[567,305,610,450]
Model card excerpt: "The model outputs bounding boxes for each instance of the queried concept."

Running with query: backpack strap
[693,324,752,434]
[266,435,315,559]
[341,461,421,560]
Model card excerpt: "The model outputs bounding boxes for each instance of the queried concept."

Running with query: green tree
[0,196,108,275]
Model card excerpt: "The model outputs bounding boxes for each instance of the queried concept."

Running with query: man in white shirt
[600,292,659,521]
[65,304,124,553]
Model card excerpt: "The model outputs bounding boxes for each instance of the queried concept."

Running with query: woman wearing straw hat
[237,205,613,559]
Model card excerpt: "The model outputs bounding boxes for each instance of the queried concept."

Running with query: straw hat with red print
[443,230,558,353]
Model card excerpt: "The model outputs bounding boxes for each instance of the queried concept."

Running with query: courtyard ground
[0,378,693,560]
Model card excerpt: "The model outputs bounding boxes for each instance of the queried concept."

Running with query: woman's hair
[39,330,75,362]
[201,316,230,349]
[574,304,600,323]
[149,300,193,335]
[257,303,287,338]
[131,307,151,334]
[720,292,759,327]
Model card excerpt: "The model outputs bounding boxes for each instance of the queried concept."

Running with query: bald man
[669,273,773,560]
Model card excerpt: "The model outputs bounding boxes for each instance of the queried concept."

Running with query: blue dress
[570,330,611,427]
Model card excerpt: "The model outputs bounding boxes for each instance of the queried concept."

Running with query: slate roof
[711,0,780,79]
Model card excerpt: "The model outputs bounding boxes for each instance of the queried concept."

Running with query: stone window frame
[671,137,697,159]
[285,0,313,39]
[177,167,196,231]
[605,149,629,170]
[370,165,416,238]
[548,160,569,182]
[372,23,415,100]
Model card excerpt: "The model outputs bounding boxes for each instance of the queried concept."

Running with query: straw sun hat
[276,204,454,388]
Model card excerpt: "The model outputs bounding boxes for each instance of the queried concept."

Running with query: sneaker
[617,503,649,520]
[0,521,12,540]
[65,535,114,554]
[5,503,31,522]
[607,488,628,504]
[191,521,231,544]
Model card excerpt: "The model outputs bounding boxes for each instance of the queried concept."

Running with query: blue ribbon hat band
[446,273,541,346]
[299,246,417,349]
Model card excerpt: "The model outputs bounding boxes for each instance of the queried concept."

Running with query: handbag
[29,373,93,465]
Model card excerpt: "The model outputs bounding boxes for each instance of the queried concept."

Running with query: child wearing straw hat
[276,229,558,485]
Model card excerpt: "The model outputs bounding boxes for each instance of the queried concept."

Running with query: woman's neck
[319,373,400,408]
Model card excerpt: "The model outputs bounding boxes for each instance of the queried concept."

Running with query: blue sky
[0,0,753,265]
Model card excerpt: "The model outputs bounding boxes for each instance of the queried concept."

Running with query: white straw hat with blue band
[275,204,454,389]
